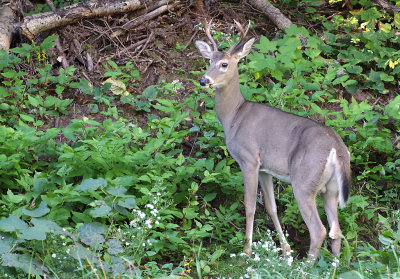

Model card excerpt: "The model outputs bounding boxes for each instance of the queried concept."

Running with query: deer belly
[259,168,291,183]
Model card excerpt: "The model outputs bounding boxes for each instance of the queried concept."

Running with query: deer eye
[221,63,228,68]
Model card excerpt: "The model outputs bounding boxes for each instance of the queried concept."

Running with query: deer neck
[214,71,245,130]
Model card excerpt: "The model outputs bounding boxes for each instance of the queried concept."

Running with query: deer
[194,20,351,261]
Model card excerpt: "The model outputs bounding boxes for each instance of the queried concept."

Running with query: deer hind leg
[241,164,260,255]
[321,178,342,256]
[292,184,327,261]
[259,172,291,254]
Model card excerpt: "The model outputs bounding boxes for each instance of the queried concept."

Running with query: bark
[373,0,400,15]
[20,0,157,41]
[247,0,292,31]
[0,4,17,51]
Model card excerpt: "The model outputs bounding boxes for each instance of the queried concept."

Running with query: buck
[195,21,351,260]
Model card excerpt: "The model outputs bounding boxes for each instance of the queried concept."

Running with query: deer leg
[292,185,326,261]
[241,165,259,255]
[259,172,291,254]
[321,179,342,256]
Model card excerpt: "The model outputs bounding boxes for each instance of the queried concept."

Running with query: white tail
[195,20,351,260]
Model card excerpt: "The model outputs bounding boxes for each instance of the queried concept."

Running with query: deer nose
[200,76,209,86]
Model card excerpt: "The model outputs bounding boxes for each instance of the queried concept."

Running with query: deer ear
[232,38,255,59]
[195,40,213,59]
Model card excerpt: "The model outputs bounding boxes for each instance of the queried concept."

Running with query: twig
[45,0,69,70]
[183,29,199,51]
[135,30,155,57]
[109,37,148,58]
[111,2,179,38]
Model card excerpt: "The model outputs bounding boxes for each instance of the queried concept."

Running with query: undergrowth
[0,2,399,278]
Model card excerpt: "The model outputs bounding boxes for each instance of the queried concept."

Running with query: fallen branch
[373,0,400,15]
[247,0,292,31]
[45,0,69,70]
[111,0,179,38]
[20,0,157,41]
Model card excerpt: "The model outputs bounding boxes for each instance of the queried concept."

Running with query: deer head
[195,20,255,88]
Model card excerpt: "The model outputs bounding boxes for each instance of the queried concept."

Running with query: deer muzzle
[200,76,210,86]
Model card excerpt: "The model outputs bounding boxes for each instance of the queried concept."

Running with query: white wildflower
[145,219,152,229]
[287,256,293,266]
[51,253,56,258]
[145,204,154,210]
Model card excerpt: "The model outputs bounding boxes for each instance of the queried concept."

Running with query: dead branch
[111,0,179,38]
[247,0,292,31]
[20,0,158,41]
[45,0,69,69]
[373,0,400,14]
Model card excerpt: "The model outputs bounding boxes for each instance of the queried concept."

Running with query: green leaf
[337,271,364,279]
[19,113,35,122]
[17,227,46,240]
[183,207,198,219]
[69,243,96,262]
[69,78,93,95]
[167,236,187,244]
[210,249,224,263]
[118,197,136,209]
[0,238,11,254]
[346,230,357,239]
[76,178,107,192]
[107,186,127,196]
[90,205,112,218]
[6,190,25,203]
[78,222,106,235]
[203,193,217,202]
[385,95,400,119]
[142,85,158,100]
[2,253,48,276]
[31,218,64,235]
[22,201,50,217]
[0,216,28,232]
[27,95,42,107]
[0,86,10,97]
[78,222,106,248]
[106,239,124,255]
[254,36,277,53]
[40,35,58,50]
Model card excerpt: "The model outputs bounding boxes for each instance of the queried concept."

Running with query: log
[247,0,292,31]
[0,5,16,51]
[20,0,157,41]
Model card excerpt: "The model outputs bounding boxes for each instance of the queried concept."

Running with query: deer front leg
[241,164,259,255]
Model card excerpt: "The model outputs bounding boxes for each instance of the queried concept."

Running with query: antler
[203,19,218,52]
[228,20,251,54]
